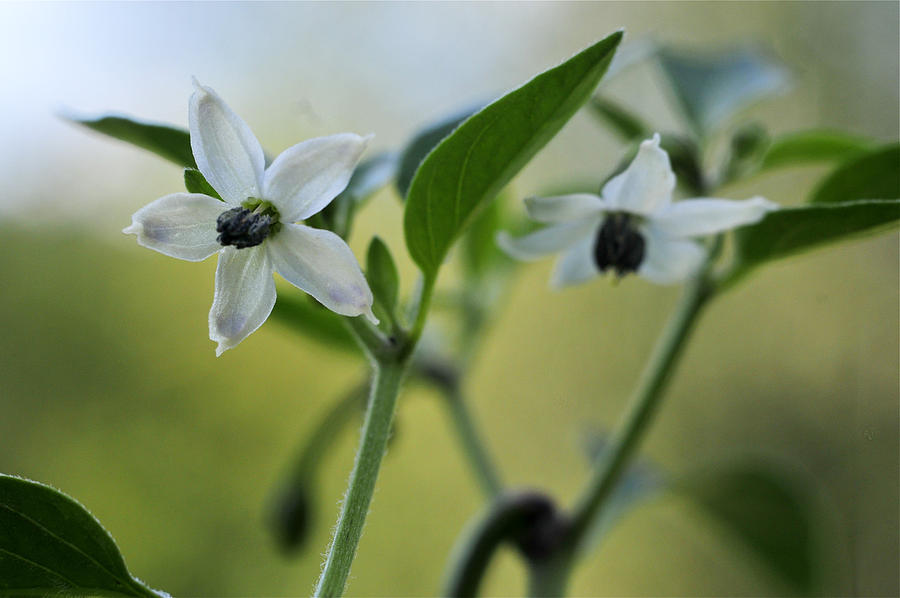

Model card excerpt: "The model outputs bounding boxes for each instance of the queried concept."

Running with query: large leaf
[657,46,789,136]
[403,31,623,278]
[395,107,481,200]
[0,474,163,597]
[760,130,875,171]
[270,292,358,353]
[809,143,900,204]
[680,462,817,594]
[73,115,194,168]
[728,200,900,283]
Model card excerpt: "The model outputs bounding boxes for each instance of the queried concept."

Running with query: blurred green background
[0,2,897,596]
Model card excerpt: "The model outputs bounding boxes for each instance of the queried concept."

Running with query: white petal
[601,133,675,215]
[190,81,265,205]
[524,193,608,223]
[123,192,223,261]
[496,218,600,261]
[652,196,779,238]
[550,233,599,288]
[267,223,375,321]
[638,226,706,285]
[263,133,370,222]
[209,246,276,356]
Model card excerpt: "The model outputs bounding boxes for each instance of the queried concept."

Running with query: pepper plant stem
[443,385,503,498]
[566,271,715,554]
[314,358,407,597]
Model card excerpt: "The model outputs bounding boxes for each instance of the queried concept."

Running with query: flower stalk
[314,357,407,597]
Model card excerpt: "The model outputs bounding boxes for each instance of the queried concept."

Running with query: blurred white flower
[497,134,777,286]
[124,81,376,355]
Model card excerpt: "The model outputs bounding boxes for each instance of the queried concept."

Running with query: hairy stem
[314,359,406,597]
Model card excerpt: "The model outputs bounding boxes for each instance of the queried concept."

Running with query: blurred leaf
[73,115,195,167]
[183,167,222,200]
[404,31,623,278]
[461,198,507,279]
[588,96,651,141]
[366,236,400,317]
[657,46,789,136]
[270,292,358,353]
[321,152,398,237]
[727,200,900,284]
[680,462,816,593]
[720,123,770,184]
[760,130,875,171]
[395,107,481,200]
[0,474,164,598]
[809,143,900,204]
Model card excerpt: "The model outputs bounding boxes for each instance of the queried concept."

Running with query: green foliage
[760,130,875,171]
[588,96,651,142]
[183,167,222,200]
[73,115,194,167]
[404,31,623,278]
[366,236,400,320]
[270,292,358,353]
[809,143,900,204]
[395,107,481,200]
[321,152,398,238]
[0,474,163,598]
[656,46,788,136]
[680,462,817,594]
[728,200,900,283]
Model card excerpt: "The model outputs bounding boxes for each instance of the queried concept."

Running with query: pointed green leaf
[728,200,900,284]
[760,130,875,171]
[588,95,651,141]
[72,115,194,168]
[183,168,222,200]
[809,143,900,204]
[395,107,482,200]
[0,473,164,597]
[404,31,623,278]
[680,462,817,594]
[271,292,358,353]
[366,236,400,321]
[657,46,789,136]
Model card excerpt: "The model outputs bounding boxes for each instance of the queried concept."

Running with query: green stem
[443,385,503,498]
[314,359,407,597]
[567,271,715,554]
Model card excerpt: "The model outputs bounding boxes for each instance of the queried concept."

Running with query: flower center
[216,198,282,249]
[593,212,645,276]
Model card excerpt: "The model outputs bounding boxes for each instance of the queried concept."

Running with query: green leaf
[0,473,163,597]
[183,168,222,200]
[760,130,875,171]
[680,462,817,593]
[461,197,507,279]
[366,236,400,317]
[395,106,482,200]
[270,292,358,353]
[588,95,651,141]
[320,152,398,237]
[657,46,789,136]
[809,143,900,204]
[404,31,623,278]
[72,115,194,168]
[728,200,900,283]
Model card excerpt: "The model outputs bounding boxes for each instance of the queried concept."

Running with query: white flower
[124,81,376,355]
[497,134,778,286]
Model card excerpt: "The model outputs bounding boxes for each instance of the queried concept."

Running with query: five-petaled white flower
[124,81,376,355]
[497,134,778,286]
